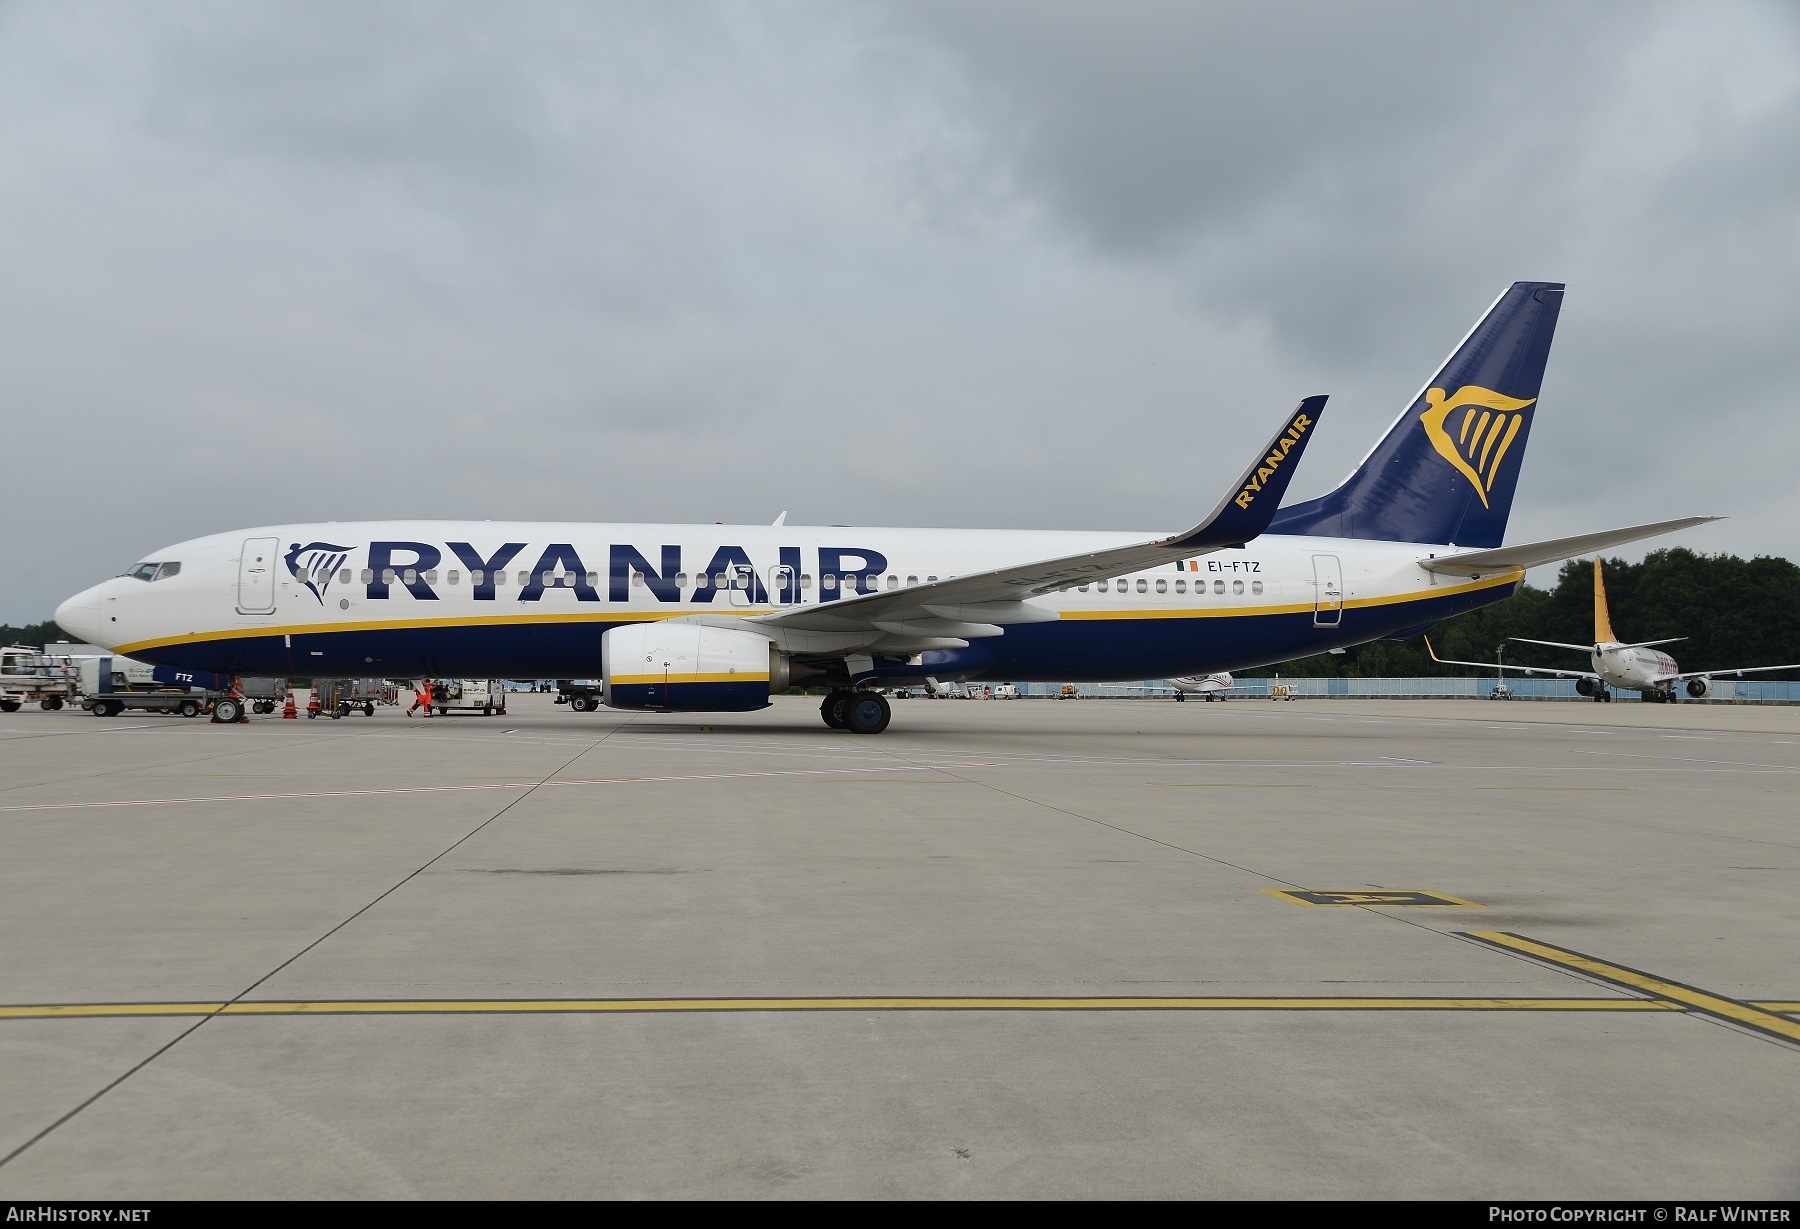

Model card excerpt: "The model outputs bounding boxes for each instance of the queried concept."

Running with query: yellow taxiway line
[4,996,1798,1020]
[1465,931,1800,1044]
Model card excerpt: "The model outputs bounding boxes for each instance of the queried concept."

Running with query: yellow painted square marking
[1263,888,1484,908]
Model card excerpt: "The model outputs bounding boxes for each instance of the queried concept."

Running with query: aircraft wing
[1664,662,1800,683]
[1418,517,1722,577]
[747,397,1326,643]
[1425,637,1596,681]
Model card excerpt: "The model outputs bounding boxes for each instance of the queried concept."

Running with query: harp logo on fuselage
[285,541,352,606]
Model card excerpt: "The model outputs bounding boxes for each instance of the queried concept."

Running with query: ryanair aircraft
[1428,556,1800,702]
[57,282,1717,733]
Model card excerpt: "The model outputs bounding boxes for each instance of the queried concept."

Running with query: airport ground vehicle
[429,679,505,716]
[0,645,80,711]
[240,677,289,715]
[554,679,604,712]
[76,655,234,718]
[306,678,396,718]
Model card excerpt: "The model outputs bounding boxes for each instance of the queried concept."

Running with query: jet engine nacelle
[1574,677,1598,697]
[601,622,788,712]
[1685,677,1711,699]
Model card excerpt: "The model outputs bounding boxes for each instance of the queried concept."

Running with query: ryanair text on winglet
[1232,411,1313,509]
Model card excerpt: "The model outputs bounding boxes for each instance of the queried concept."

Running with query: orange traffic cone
[282,693,297,719]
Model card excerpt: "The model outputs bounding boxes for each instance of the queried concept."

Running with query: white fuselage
[1168,673,1235,695]
[1588,644,1679,692]
[55,521,1520,685]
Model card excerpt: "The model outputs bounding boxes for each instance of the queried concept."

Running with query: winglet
[1162,395,1328,551]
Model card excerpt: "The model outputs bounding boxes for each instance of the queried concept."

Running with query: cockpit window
[122,561,181,582]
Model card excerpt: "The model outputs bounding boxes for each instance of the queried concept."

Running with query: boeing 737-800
[55,282,1718,733]
[1427,556,1799,702]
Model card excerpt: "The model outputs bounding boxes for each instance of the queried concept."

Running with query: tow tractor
[555,679,604,712]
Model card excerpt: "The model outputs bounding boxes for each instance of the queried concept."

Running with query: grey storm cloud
[3,0,1798,621]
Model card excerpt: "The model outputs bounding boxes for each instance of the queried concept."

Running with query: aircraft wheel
[1600,690,1612,703]
[1174,693,1185,702]
[821,690,852,729]
[213,697,244,724]
[843,691,891,735]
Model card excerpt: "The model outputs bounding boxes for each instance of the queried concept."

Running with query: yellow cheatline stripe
[1465,931,1800,1044]
[610,673,769,686]
[0,997,1731,1020]
[1058,572,1521,622]
[113,572,1523,653]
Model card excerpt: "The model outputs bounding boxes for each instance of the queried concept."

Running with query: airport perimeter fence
[1010,678,1800,704]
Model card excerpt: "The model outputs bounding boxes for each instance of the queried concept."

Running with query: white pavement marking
[0,762,1006,814]
[1570,750,1800,771]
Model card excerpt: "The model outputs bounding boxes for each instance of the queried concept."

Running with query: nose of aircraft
[54,584,106,647]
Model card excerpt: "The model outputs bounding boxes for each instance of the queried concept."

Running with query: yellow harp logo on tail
[1420,385,1536,508]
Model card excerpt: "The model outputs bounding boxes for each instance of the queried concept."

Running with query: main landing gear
[820,689,891,735]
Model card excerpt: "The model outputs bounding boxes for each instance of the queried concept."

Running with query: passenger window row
[1074,576,1266,597]
[333,569,943,594]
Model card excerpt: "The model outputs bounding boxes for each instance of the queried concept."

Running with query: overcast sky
[5,0,1798,621]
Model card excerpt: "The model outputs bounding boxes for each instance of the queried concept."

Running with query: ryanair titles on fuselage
[314,540,895,606]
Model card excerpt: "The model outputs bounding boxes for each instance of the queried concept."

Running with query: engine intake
[1574,677,1598,696]
[1685,677,1710,699]
[601,623,783,712]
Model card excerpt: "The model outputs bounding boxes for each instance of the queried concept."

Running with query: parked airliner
[1427,556,1799,702]
[1165,674,1240,700]
[56,282,1719,733]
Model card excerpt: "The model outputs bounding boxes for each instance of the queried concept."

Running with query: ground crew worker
[409,679,433,717]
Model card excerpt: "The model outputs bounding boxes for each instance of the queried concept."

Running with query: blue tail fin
[1266,281,1564,548]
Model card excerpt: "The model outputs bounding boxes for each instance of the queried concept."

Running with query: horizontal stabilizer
[1418,517,1722,576]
